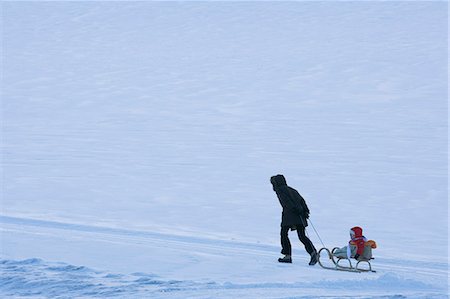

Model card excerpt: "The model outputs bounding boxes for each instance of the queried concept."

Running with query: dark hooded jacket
[270,174,309,227]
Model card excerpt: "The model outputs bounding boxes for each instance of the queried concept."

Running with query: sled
[317,247,376,273]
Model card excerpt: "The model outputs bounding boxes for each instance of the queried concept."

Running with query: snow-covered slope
[1,215,447,298]
[1,1,448,298]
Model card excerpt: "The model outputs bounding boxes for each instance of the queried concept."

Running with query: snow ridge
[1,215,448,298]
[1,258,444,299]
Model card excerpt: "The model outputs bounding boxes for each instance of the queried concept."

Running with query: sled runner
[317,245,376,273]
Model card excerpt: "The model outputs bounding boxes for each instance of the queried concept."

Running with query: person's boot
[278,255,292,263]
[309,251,318,266]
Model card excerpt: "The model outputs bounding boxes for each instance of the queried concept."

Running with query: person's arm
[298,193,310,217]
[278,190,296,211]
[289,188,308,216]
[354,238,366,259]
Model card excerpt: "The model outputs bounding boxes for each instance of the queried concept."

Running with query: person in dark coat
[270,174,317,265]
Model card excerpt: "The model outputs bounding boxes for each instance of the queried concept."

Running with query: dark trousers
[280,226,316,256]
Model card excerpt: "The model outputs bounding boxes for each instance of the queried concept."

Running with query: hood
[350,226,363,238]
[270,174,287,190]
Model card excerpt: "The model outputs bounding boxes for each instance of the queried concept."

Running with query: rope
[308,218,326,248]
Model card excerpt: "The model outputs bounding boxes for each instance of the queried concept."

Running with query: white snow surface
[1,1,448,298]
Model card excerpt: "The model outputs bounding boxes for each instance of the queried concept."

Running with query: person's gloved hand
[354,254,360,260]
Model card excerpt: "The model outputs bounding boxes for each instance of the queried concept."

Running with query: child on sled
[333,226,377,261]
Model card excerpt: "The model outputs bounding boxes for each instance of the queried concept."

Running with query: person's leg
[333,246,348,259]
[279,226,292,263]
[280,226,291,255]
[296,226,316,255]
[297,226,318,265]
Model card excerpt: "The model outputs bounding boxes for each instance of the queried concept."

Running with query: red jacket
[349,226,367,256]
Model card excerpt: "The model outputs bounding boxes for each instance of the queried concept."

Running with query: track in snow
[0,215,447,298]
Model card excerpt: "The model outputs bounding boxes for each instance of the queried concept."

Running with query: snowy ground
[1,215,448,298]
[1,1,448,298]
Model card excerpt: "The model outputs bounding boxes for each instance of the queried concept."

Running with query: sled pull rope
[308,219,326,248]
